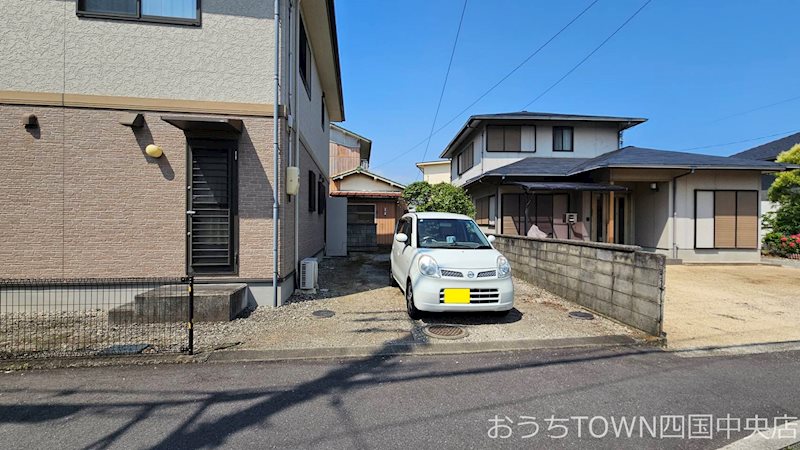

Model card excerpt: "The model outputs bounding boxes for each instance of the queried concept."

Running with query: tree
[764,144,800,236]
[402,181,476,217]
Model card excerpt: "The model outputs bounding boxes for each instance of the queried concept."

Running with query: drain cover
[422,324,468,340]
[312,309,335,318]
[569,311,595,320]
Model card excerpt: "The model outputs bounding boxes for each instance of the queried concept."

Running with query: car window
[416,218,491,249]
[401,219,412,238]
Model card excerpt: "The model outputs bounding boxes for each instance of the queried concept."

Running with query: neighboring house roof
[465,146,787,187]
[303,0,345,121]
[440,111,647,158]
[330,191,403,198]
[730,131,800,161]
[330,124,372,161]
[331,167,407,190]
[415,160,450,168]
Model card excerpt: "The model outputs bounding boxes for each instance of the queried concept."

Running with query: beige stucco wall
[0,0,275,104]
[420,163,451,184]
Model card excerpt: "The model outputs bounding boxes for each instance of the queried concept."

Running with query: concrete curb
[0,352,209,371]
[206,334,652,364]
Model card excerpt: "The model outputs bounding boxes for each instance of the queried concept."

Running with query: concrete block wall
[494,235,665,336]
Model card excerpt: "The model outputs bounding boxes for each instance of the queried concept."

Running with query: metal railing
[0,277,194,359]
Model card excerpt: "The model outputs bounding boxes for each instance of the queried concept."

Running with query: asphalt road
[1,347,799,449]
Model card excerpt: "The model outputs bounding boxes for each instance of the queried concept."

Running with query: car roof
[404,212,474,220]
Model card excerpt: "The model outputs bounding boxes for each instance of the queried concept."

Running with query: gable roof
[466,146,786,186]
[440,111,647,158]
[330,124,372,161]
[730,131,800,161]
[330,167,406,190]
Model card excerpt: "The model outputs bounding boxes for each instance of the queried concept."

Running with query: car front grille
[477,270,496,278]
[440,269,463,278]
[439,288,500,304]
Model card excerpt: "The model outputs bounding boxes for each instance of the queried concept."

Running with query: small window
[488,195,496,226]
[321,94,326,130]
[486,126,523,152]
[457,142,474,175]
[299,18,311,96]
[77,0,200,25]
[308,171,316,212]
[348,205,375,224]
[553,126,574,152]
[317,179,326,215]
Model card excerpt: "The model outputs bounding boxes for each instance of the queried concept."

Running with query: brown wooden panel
[375,201,400,245]
[736,191,758,248]
[502,195,521,235]
[714,191,736,248]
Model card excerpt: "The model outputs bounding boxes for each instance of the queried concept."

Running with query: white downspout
[293,0,302,288]
[272,0,281,307]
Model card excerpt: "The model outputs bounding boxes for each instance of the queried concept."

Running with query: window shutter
[714,191,736,248]
[487,126,504,151]
[502,195,521,235]
[695,191,715,248]
[505,126,522,151]
[735,191,758,248]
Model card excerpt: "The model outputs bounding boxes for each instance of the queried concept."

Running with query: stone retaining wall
[494,235,665,336]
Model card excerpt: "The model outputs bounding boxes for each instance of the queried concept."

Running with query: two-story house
[0,0,344,306]
[439,112,787,263]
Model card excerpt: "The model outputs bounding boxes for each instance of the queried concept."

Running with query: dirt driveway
[664,264,800,351]
[194,253,640,354]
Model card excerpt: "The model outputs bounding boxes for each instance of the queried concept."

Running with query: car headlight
[418,255,440,277]
[497,255,511,278]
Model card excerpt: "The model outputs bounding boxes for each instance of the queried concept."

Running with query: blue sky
[335,0,800,184]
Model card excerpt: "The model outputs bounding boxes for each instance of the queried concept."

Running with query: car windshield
[416,218,492,249]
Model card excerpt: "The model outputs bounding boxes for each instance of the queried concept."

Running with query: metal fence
[0,277,194,359]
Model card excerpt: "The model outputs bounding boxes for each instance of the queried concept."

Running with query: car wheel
[389,263,398,287]
[406,280,423,320]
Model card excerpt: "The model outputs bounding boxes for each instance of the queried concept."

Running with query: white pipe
[272,0,281,307]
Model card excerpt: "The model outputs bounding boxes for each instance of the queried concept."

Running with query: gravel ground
[0,253,640,358]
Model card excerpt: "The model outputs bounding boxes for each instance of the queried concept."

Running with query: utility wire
[419,0,468,166]
[521,0,653,110]
[681,128,800,152]
[708,94,800,124]
[372,0,601,169]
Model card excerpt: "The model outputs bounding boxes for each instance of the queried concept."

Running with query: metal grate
[440,269,463,278]
[477,270,496,278]
[422,324,468,340]
[189,145,235,273]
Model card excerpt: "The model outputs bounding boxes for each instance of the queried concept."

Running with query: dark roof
[483,157,590,177]
[439,111,647,158]
[571,146,786,173]
[463,146,786,187]
[730,132,800,161]
[330,191,402,198]
[505,181,628,192]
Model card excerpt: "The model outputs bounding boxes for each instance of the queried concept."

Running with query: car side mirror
[487,235,496,243]
[395,233,408,243]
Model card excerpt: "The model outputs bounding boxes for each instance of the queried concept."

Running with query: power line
[420,0,468,166]
[708,94,800,123]
[521,0,653,110]
[372,0,601,169]
[681,128,800,152]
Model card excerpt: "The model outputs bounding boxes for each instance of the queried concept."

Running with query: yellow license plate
[443,288,471,304]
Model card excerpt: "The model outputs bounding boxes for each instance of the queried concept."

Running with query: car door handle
[186,210,196,215]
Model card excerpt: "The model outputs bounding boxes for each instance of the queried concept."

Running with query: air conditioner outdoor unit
[299,257,319,291]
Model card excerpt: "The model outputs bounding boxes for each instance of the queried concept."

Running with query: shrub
[402,181,476,217]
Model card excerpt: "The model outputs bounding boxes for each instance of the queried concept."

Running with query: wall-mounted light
[22,113,38,129]
[650,182,659,191]
[145,144,163,158]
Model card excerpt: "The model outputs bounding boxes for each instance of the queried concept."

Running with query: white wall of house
[337,173,403,192]
[451,122,621,187]
[419,162,451,184]
[0,0,275,104]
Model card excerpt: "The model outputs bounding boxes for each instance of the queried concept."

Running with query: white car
[390,212,514,319]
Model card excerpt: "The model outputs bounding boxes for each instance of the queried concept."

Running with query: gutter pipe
[272,0,281,307]
[671,168,695,259]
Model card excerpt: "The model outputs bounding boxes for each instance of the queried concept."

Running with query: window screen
[78,0,199,23]
[695,190,758,249]
[348,205,375,224]
[457,142,474,175]
[553,127,574,152]
[487,126,523,152]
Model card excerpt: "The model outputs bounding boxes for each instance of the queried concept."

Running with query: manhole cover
[312,309,335,318]
[422,324,468,340]
[569,311,595,320]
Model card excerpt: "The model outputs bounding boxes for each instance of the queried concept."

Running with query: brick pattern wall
[0,104,290,280]
[494,235,665,336]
